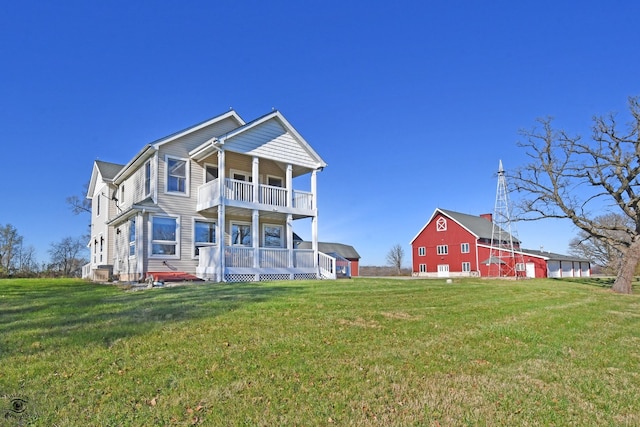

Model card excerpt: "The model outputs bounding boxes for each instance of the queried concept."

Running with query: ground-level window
[151,215,179,257]
[263,224,283,247]
[194,220,216,257]
[129,218,136,257]
[418,246,426,256]
[462,262,471,272]
[419,264,426,273]
[515,263,525,272]
[231,222,252,246]
[461,243,470,253]
[437,245,448,255]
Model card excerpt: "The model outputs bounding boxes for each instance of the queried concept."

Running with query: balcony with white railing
[197,178,315,215]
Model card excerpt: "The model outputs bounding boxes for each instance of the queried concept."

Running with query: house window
[263,224,283,248]
[267,176,283,187]
[99,236,104,262]
[418,247,426,256]
[436,217,447,231]
[231,170,252,182]
[461,243,470,253]
[419,264,426,273]
[205,165,218,183]
[144,161,151,196]
[231,222,251,246]
[151,215,179,256]
[129,218,136,257]
[96,195,101,216]
[121,185,125,205]
[166,156,188,194]
[462,262,471,272]
[437,245,448,255]
[194,220,216,257]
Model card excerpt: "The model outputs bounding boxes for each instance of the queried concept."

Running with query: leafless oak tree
[511,96,640,294]
[386,244,405,274]
[568,213,631,275]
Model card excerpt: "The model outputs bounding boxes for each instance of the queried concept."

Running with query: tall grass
[1,277,639,425]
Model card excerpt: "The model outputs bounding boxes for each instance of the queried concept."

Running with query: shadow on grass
[0,280,301,357]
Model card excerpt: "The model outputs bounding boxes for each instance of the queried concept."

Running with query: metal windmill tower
[487,160,525,277]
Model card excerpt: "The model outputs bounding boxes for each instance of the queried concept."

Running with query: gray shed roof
[439,208,520,243]
[520,248,590,263]
[296,241,361,260]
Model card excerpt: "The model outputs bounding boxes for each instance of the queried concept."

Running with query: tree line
[0,224,87,278]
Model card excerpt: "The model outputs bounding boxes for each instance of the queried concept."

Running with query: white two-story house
[83,109,334,283]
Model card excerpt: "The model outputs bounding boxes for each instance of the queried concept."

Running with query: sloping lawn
[1,277,639,425]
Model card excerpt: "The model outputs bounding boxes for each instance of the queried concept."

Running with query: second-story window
[418,247,426,256]
[144,161,151,196]
[437,245,448,255]
[166,156,188,194]
[461,243,470,253]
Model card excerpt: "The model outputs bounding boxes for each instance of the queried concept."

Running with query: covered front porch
[197,246,336,282]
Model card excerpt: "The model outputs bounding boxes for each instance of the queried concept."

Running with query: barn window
[437,245,448,255]
[436,217,447,231]
[462,262,471,272]
[461,243,470,253]
[418,247,426,256]
[419,264,426,272]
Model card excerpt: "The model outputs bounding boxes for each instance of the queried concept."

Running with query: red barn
[410,208,590,278]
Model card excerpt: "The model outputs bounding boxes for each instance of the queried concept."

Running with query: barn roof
[296,241,361,260]
[519,248,590,263]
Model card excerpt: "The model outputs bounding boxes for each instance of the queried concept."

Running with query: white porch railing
[318,252,336,279]
[225,178,253,202]
[225,246,255,268]
[199,247,318,269]
[197,178,314,212]
[82,263,92,279]
[260,184,287,206]
[293,190,313,210]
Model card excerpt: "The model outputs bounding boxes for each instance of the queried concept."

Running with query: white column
[286,164,293,207]
[218,150,226,282]
[252,209,260,279]
[287,214,294,268]
[311,169,318,267]
[252,156,259,203]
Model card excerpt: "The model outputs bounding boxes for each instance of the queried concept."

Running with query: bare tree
[66,181,91,215]
[511,96,640,294]
[0,224,23,276]
[568,213,631,275]
[386,244,405,274]
[48,236,88,277]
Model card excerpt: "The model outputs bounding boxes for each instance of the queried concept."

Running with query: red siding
[412,213,479,274]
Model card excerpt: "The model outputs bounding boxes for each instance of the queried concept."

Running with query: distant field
[1,277,639,426]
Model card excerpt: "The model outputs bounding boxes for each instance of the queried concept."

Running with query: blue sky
[1,1,639,266]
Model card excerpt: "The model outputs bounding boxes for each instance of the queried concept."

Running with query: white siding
[225,120,320,168]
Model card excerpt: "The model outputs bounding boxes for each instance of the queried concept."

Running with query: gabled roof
[216,110,327,170]
[87,160,125,198]
[410,208,519,244]
[296,241,360,260]
[149,110,245,148]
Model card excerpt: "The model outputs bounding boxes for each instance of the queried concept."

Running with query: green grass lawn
[1,277,639,426]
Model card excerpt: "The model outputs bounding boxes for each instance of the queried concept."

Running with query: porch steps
[146,272,203,282]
